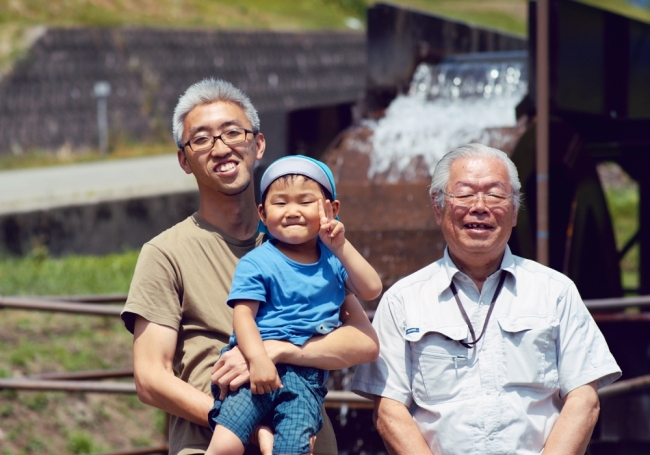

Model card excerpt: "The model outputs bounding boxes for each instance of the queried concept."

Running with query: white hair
[429,143,522,210]
[172,78,260,149]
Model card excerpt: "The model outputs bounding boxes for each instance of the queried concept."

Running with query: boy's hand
[318,199,345,252]
[249,355,283,394]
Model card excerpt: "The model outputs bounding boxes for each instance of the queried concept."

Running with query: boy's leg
[206,425,246,455]
[216,386,274,453]
[255,425,275,455]
[272,366,327,455]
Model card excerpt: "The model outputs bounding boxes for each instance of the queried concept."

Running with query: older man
[121,78,379,455]
[352,143,621,455]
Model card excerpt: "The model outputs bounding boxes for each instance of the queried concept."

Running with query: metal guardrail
[0,376,373,405]
[0,295,122,315]
[3,374,648,401]
[94,445,168,455]
[4,293,650,316]
[585,295,650,311]
[2,292,650,454]
[598,374,650,399]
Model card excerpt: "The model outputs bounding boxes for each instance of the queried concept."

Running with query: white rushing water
[366,53,528,180]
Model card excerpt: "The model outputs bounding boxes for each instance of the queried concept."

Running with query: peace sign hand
[318,199,345,253]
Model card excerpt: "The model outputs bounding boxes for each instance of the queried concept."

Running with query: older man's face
[433,156,518,267]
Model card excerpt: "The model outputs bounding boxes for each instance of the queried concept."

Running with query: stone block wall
[0,28,366,153]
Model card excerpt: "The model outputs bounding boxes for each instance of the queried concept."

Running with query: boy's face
[258,176,335,245]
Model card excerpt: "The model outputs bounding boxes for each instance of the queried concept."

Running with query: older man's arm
[543,381,600,455]
[373,396,434,455]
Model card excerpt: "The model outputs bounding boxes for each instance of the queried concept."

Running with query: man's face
[433,156,518,266]
[178,101,265,196]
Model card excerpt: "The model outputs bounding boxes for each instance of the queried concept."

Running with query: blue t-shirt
[227,240,348,346]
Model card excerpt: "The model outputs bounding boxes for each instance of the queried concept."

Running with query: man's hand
[249,354,283,394]
[318,199,345,253]
[211,346,250,400]
[211,341,290,399]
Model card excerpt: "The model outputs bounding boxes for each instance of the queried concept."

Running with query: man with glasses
[121,78,378,455]
[352,143,621,455]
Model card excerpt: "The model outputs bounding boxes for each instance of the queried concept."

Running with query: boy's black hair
[260,174,334,207]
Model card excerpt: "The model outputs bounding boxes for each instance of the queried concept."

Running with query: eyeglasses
[182,128,254,152]
[443,191,512,208]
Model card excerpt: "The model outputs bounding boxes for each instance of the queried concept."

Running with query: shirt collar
[439,245,517,297]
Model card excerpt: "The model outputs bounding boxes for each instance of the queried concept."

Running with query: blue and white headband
[259,155,337,200]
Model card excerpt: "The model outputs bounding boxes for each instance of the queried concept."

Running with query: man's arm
[133,316,213,427]
[274,292,379,369]
[542,381,600,455]
[212,293,378,390]
[373,396,434,455]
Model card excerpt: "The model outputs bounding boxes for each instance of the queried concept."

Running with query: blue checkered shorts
[209,361,327,455]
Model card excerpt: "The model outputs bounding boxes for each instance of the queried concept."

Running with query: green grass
[0,249,139,296]
[389,0,527,35]
[0,0,367,29]
[578,0,650,24]
[600,164,640,292]
[0,140,174,171]
[0,0,527,32]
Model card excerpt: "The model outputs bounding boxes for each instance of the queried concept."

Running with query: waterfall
[366,51,528,180]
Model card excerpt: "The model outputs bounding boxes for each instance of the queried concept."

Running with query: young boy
[206,155,382,455]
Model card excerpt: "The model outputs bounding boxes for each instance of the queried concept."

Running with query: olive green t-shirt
[122,213,337,455]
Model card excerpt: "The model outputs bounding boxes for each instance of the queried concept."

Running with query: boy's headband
[260,155,337,200]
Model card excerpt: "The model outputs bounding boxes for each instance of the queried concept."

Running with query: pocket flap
[497,316,548,334]
[405,324,468,342]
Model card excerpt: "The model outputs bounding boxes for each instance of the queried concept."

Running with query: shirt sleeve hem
[120,304,180,335]
[351,381,412,406]
[560,363,622,397]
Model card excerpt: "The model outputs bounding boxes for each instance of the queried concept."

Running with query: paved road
[0,155,197,215]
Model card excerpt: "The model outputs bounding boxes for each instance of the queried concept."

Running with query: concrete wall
[1,191,199,256]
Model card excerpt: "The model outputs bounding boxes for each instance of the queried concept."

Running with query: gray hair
[429,143,522,210]
[172,78,260,149]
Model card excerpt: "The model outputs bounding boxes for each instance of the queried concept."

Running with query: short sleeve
[556,283,621,395]
[227,254,267,307]
[352,292,414,406]
[121,243,183,334]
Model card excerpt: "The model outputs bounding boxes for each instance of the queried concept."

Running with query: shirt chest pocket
[497,316,559,390]
[409,327,474,405]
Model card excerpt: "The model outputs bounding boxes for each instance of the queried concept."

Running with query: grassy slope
[0,251,151,455]
[0,0,526,32]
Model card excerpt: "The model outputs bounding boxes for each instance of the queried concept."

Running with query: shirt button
[488,435,495,441]
[486,390,491,395]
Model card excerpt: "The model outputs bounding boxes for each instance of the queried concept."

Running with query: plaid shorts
[209,362,327,455]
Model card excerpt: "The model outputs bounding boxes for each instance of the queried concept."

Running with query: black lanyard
[449,272,507,349]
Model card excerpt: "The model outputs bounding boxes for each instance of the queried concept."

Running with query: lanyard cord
[449,272,507,349]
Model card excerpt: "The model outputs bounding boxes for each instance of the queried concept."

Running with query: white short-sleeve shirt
[352,246,621,455]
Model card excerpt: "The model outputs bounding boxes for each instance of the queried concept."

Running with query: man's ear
[177,149,192,175]
[432,195,444,226]
[255,132,266,161]
[330,199,341,218]
[257,203,266,223]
